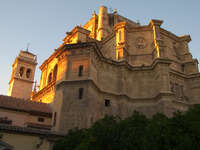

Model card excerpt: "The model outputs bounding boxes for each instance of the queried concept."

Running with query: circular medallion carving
[135,37,147,49]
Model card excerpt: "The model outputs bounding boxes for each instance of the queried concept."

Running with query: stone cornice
[172,100,191,108]
[179,35,191,42]
[56,79,160,103]
[160,28,180,41]
[18,59,37,66]
[114,21,126,31]
[183,58,198,65]
[39,41,200,82]
[160,28,191,43]
[56,79,191,106]
[170,68,200,79]
[32,80,56,100]
[127,25,152,32]
[39,50,58,70]
[55,42,172,71]
[55,42,101,59]
[149,19,163,27]
[10,77,34,84]
[15,57,37,66]
[63,26,91,42]
[100,31,115,45]
[40,43,67,70]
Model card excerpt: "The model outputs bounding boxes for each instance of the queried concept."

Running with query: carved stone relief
[135,37,147,49]
[170,81,188,101]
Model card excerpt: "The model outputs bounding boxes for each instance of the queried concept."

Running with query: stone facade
[27,6,200,133]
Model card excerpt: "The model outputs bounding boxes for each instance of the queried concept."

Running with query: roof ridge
[0,95,48,105]
[0,95,52,115]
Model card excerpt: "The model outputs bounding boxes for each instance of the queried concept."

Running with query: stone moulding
[55,79,190,106]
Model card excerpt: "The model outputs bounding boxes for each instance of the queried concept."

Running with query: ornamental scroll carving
[135,37,147,49]
[170,82,189,101]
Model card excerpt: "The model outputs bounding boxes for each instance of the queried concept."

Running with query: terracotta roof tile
[0,95,52,115]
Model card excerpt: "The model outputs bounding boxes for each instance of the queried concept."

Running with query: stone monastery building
[1,6,200,150]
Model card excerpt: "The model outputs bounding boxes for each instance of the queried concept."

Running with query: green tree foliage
[54,105,200,150]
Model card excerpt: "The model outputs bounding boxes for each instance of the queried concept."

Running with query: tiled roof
[0,95,52,116]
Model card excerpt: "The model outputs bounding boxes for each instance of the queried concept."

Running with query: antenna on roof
[26,43,30,52]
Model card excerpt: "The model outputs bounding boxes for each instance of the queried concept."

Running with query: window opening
[19,67,25,77]
[38,117,44,122]
[181,64,184,73]
[53,112,57,126]
[105,99,111,107]
[26,68,31,78]
[79,88,84,99]
[78,65,83,76]
[0,117,12,125]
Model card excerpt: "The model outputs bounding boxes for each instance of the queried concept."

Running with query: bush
[54,105,200,150]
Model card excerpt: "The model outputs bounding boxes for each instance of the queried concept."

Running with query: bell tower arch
[8,50,37,99]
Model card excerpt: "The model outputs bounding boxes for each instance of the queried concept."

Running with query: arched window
[53,64,58,81]
[26,68,31,78]
[48,72,52,84]
[19,67,25,77]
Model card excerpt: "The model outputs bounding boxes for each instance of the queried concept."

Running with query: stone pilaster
[149,19,163,58]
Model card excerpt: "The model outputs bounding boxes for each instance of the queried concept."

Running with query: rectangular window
[38,117,44,122]
[78,65,83,76]
[181,64,184,73]
[53,112,57,126]
[105,99,111,107]
[79,88,84,99]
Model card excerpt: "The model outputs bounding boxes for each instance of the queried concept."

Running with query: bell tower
[8,50,37,100]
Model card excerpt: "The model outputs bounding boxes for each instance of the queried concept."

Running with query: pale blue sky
[0,0,200,95]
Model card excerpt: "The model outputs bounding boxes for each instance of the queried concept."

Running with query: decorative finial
[26,43,30,52]
[137,19,140,25]
[33,80,37,92]
[34,55,37,61]
[113,8,117,13]
[93,10,96,16]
